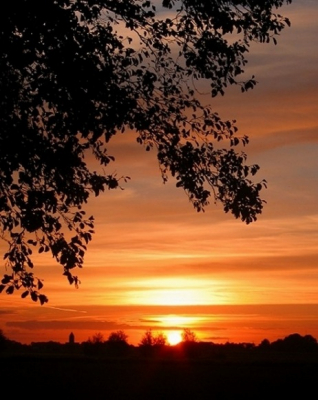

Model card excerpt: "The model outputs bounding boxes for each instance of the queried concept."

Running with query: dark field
[1,355,318,399]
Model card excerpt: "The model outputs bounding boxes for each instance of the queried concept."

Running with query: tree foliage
[0,0,291,302]
[107,330,129,344]
[0,329,7,342]
[139,329,167,347]
[181,328,197,342]
[0,329,8,352]
[89,332,105,344]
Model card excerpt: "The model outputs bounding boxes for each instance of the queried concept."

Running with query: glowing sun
[167,331,182,346]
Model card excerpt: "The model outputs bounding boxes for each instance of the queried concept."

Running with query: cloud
[0,309,14,316]
[6,319,132,331]
[5,318,184,334]
[203,336,230,342]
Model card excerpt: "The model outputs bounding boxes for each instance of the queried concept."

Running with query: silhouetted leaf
[6,286,14,295]
[39,294,48,305]
[31,292,38,302]
[1,275,11,284]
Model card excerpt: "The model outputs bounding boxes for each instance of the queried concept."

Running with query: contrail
[45,306,87,313]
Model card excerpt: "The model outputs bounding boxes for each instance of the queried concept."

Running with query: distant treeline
[1,330,318,361]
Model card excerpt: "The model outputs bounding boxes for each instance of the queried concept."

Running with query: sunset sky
[1,0,318,346]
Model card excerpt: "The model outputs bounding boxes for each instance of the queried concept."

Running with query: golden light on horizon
[122,277,234,305]
[145,288,208,306]
[158,315,199,327]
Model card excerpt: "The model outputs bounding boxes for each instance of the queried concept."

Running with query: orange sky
[1,1,318,346]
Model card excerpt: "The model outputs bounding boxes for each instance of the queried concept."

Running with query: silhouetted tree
[139,330,167,347]
[106,330,130,356]
[82,332,105,356]
[107,330,128,344]
[272,333,318,352]
[0,329,8,352]
[0,0,292,302]
[139,330,155,347]
[182,328,197,343]
[89,332,104,344]
[153,332,167,347]
[259,338,271,349]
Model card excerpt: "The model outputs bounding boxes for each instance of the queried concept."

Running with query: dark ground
[1,355,318,399]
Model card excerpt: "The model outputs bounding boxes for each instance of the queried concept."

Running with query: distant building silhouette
[69,332,75,344]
